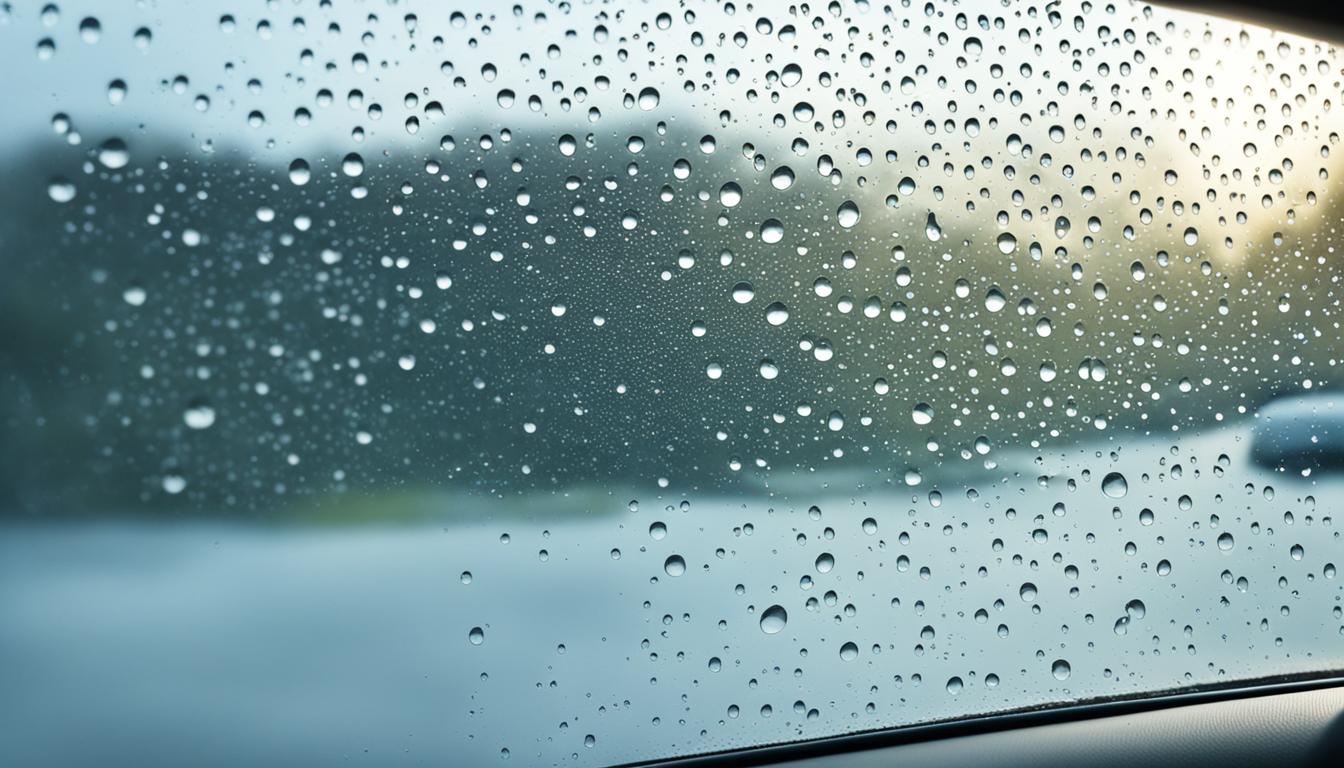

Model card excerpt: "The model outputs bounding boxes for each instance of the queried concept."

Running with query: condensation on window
[0,1,1341,766]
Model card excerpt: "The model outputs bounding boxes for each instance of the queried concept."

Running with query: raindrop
[183,403,216,430]
[984,288,1006,312]
[836,201,860,228]
[912,403,934,425]
[342,153,365,177]
[760,605,788,634]
[924,213,942,241]
[47,178,75,203]
[97,139,129,169]
[760,219,784,244]
[719,182,743,208]
[288,159,311,186]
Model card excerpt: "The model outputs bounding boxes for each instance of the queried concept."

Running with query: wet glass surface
[1,1,1342,765]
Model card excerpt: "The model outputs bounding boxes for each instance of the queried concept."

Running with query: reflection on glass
[0,1,1341,765]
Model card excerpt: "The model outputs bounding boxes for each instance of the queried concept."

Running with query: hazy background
[1,1,1342,766]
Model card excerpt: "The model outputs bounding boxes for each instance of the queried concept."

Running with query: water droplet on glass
[759,604,788,634]
[637,87,660,110]
[183,402,216,430]
[912,403,934,425]
[342,153,364,177]
[79,17,101,44]
[719,182,743,208]
[288,159,310,186]
[760,219,784,244]
[1101,472,1128,499]
[925,213,942,241]
[836,201,860,228]
[47,177,76,203]
[97,139,129,169]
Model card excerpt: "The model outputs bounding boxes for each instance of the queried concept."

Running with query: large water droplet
[1101,472,1128,499]
[912,403,934,425]
[97,139,129,169]
[925,213,942,241]
[1125,599,1146,620]
[760,219,784,244]
[836,201,860,228]
[183,402,216,430]
[637,87,660,110]
[759,604,788,634]
[719,182,743,208]
[47,177,76,203]
[1051,659,1071,680]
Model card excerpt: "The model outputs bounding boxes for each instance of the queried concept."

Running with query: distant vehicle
[1251,393,1344,471]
